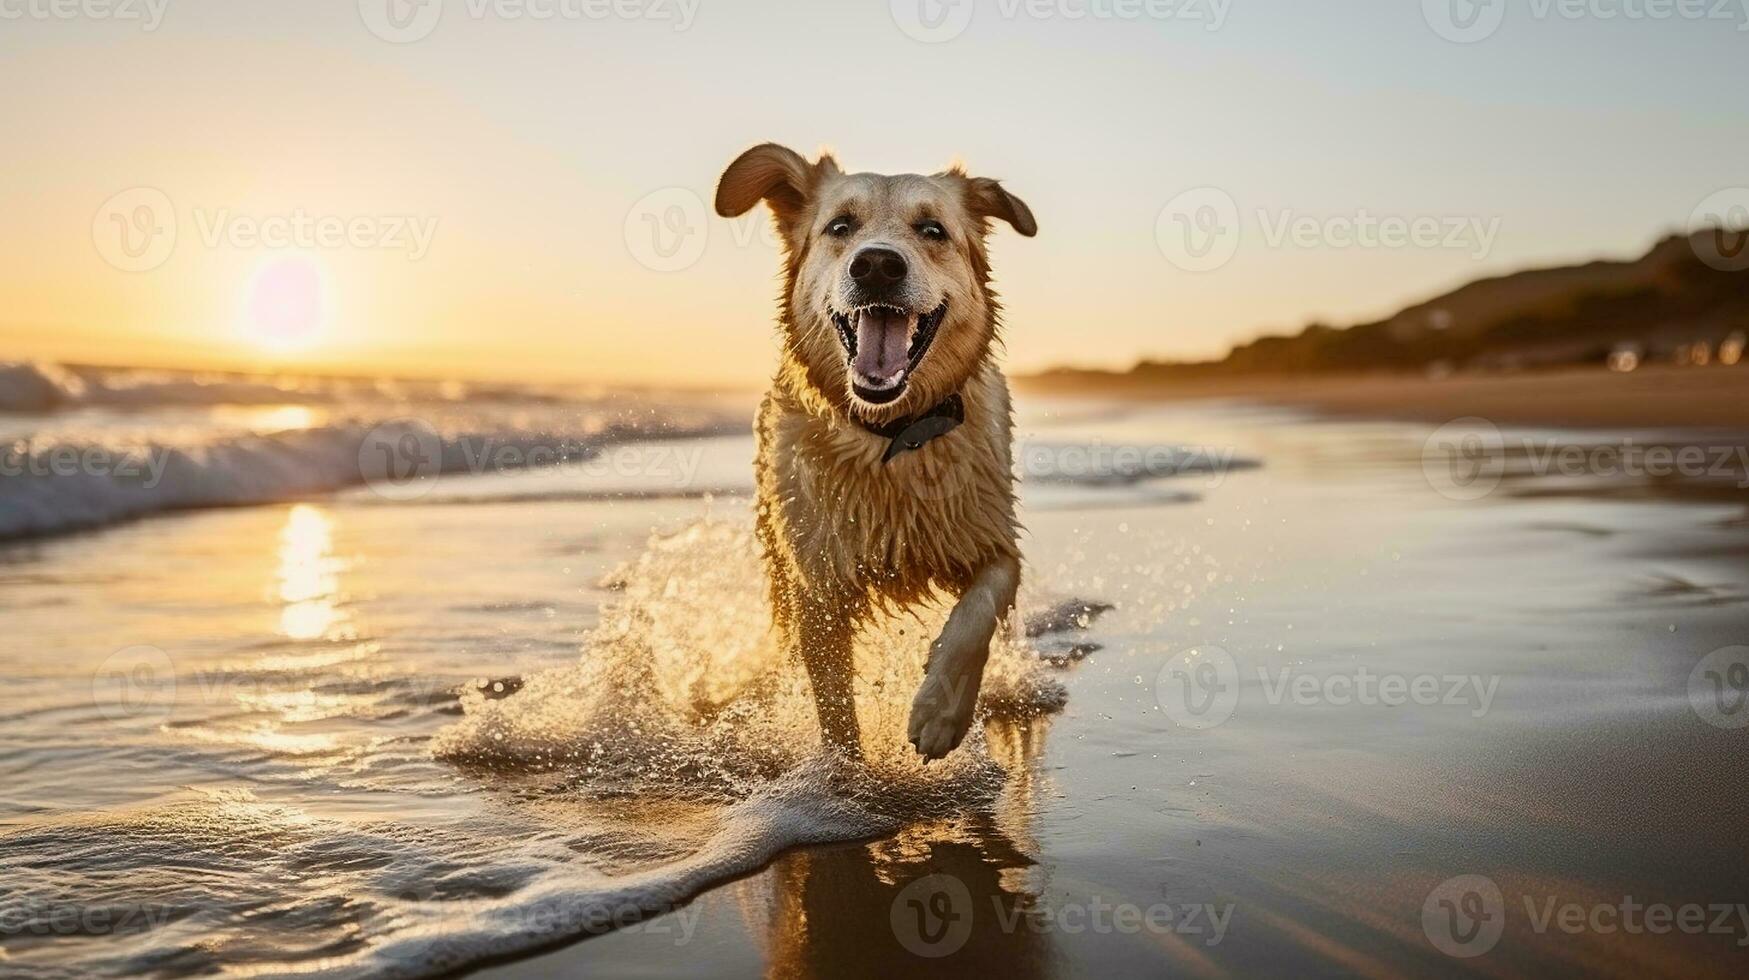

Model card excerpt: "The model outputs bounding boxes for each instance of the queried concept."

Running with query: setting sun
[238,254,330,355]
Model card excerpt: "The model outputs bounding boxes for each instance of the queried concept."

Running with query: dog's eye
[825,216,856,238]
[915,220,948,242]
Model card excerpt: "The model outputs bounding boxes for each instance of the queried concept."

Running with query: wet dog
[714,143,1037,759]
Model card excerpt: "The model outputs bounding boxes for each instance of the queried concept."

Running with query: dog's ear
[715,143,832,224]
[966,176,1038,238]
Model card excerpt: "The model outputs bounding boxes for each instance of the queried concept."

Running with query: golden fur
[716,143,1037,759]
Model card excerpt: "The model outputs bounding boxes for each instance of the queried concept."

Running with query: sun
[238,254,331,354]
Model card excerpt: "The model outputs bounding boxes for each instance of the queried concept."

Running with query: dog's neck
[854,392,965,464]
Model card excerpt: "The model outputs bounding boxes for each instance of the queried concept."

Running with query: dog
[714,143,1037,760]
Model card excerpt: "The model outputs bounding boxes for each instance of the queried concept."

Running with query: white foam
[342,520,1069,977]
[0,422,730,541]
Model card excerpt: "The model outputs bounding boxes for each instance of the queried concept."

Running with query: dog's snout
[848,246,908,290]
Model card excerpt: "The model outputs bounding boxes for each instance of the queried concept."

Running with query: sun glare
[238,255,331,355]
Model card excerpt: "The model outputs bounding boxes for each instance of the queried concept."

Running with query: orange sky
[3,1,1745,385]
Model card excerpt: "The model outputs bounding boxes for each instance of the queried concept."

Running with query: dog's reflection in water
[749,718,1056,978]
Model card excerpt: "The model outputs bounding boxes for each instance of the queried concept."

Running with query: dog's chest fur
[755,365,1020,606]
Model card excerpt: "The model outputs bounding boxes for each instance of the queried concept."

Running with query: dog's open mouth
[830,299,948,405]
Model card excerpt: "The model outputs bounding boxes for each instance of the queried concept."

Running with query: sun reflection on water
[276,504,348,641]
[211,404,321,433]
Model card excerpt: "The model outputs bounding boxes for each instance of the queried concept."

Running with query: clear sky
[2,0,1745,385]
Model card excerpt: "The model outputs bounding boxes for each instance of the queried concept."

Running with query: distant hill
[1028,230,1749,386]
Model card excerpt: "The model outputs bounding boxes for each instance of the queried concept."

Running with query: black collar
[856,393,965,464]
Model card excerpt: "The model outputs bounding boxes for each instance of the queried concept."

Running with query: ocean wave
[0,362,88,413]
[0,418,735,542]
[0,361,606,413]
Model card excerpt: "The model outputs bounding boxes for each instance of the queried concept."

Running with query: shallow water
[3,383,1748,978]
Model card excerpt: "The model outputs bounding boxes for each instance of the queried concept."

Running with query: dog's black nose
[848,247,907,290]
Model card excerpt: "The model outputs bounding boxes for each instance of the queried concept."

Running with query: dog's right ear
[715,143,824,224]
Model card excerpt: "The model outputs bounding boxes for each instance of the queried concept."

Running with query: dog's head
[715,143,1036,422]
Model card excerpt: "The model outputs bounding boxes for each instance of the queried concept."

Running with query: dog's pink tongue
[853,309,911,382]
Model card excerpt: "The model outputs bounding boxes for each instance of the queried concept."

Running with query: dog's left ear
[715,143,836,226]
[966,176,1038,238]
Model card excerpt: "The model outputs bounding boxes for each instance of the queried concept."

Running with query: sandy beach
[1021,364,1749,431]
[473,398,1749,979]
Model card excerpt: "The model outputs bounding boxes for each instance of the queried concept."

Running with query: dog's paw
[907,704,973,761]
[906,662,982,761]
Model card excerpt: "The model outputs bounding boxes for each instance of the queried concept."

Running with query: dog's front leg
[790,592,862,757]
[908,555,1020,760]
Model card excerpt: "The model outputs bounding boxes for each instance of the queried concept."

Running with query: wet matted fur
[714,142,1037,759]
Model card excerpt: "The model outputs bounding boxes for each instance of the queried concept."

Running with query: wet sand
[480,402,1749,979]
[4,398,1746,978]
[1020,365,1749,431]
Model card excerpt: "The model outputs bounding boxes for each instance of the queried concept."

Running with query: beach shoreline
[1018,364,1749,432]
